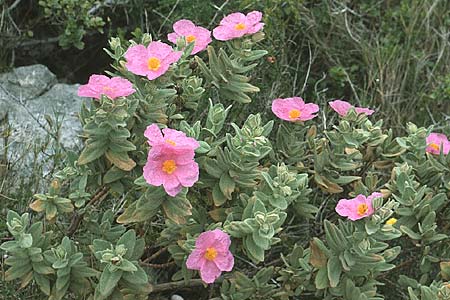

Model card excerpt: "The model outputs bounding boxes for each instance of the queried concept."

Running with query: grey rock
[171,295,184,300]
[0,65,84,177]
[0,64,57,101]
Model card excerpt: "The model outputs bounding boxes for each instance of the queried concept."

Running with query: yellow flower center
[288,109,301,119]
[186,35,196,43]
[386,218,397,225]
[147,57,161,71]
[165,139,176,146]
[234,23,246,30]
[162,160,177,174]
[102,86,114,92]
[204,247,217,261]
[429,143,440,151]
[357,203,369,216]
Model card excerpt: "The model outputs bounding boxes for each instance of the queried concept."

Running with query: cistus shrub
[2,10,450,300]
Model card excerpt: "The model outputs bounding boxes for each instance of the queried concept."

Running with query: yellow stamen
[165,139,176,146]
[234,23,246,30]
[162,160,177,174]
[204,247,217,261]
[357,203,369,216]
[386,218,397,225]
[186,35,196,43]
[147,57,161,71]
[102,86,115,92]
[288,109,301,119]
[429,143,440,151]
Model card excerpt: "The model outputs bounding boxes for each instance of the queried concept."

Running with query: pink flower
[329,100,375,117]
[77,74,135,100]
[213,11,264,41]
[271,97,319,121]
[426,133,450,155]
[335,192,381,221]
[168,19,212,55]
[143,124,199,197]
[186,229,234,284]
[125,41,182,80]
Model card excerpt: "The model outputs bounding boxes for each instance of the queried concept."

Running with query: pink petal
[213,252,234,272]
[77,84,100,99]
[212,25,235,41]
[146,64,171,80]
[220,12,247,26]
[355,107,375,115]
[167,32,179,44]
[246,11,263,24]
[173,19,196,35]
[174,161,199,187]
[143,159,165,187]
[186,249,205,270]
[163,175,182,197]
[144,124,164,145]
[199,260,222,284]
[329,100,352,116]
[147,41,174,59]
[125,45,150,76]
[246,22,264,34]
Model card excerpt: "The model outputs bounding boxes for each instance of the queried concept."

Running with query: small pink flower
[186,229,234,284]
[77,74,135,100]
[125,41,182,80]
[426,133,450,155]
[336,192,380,221]
[213,11,264,41]
[168,19,212,55]
[329,100,374,117]
[143,124,199,197]
[271,97,319,121]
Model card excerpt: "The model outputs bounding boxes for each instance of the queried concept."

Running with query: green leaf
[117,230,136,260]
[161,191,192,224]
[315,267,329,289]
[98,268,123,297]
[219,172,235,200]
[78,140,108,165]
[327,256,342,288]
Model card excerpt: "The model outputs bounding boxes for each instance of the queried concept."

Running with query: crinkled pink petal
[329,100,352,116]
[162,128,200,150]
[220,12,247,26]
[167,32,179,44]
[173,19,196,35]
[186,249,205,270]
[125,45,150,76]
[246,11,263,24]
[303,103,320,115]
[199,260,222,284]
[214,252,234,272]
[146,64,171,81]
[108,77,135,98]
[162,175,183,197]
[247,22,264,34]
[336,194,375,221]
[144,124,164,145]
[143,159,165,187]
[175,161,199,187]
[164,51,183,65]
[212,25,236,41]
[355,107,375,115]
[77,84,101,99]
[147,41,174,59]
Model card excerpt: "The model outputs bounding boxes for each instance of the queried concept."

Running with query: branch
[67,186,109,236]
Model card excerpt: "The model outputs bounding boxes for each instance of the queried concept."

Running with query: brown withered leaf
[310,239,328,268]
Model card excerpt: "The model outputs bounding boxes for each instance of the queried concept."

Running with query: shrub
[2,9,450,300]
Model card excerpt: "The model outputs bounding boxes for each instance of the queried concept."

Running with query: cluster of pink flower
[271,96,450,156]
[74,11,450,285]
[78,11,263,98]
